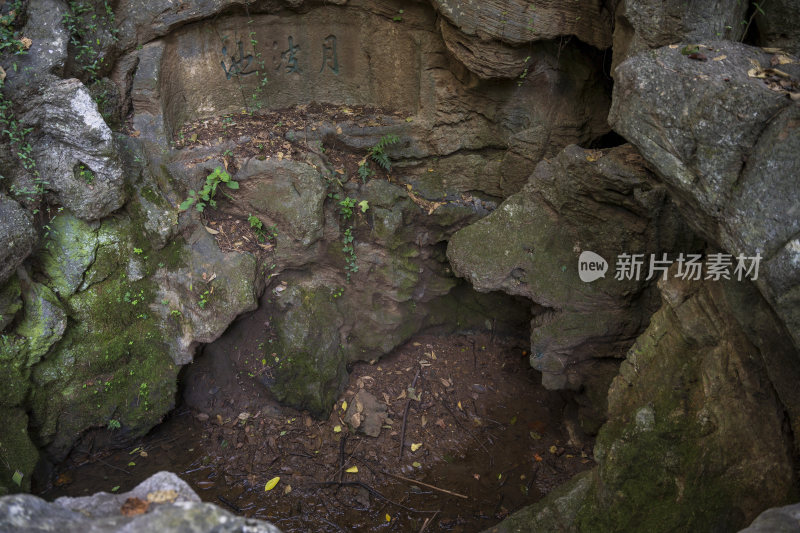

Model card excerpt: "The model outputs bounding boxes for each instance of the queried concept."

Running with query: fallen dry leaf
[120,497,149,517]
[146,489,178,503]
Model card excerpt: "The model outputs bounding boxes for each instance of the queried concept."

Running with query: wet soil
[42,332,593,532]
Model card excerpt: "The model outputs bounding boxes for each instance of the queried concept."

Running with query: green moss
[0,408,39,496]
[39,215,98,298]
[270,284,346,417]
[0,276,22,330]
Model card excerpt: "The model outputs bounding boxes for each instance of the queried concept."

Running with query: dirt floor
[42,331,593,532]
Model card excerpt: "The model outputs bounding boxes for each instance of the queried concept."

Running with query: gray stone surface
[448,144,695,430]
[609,41,800,351]
[430,0,612,49]
[612,0,748,71]
[0,471,282,532]
[756,0,800,56]
[739,502,800,533]
[0,196,36,286]
[489,272,798,532]
[20,79,126,220]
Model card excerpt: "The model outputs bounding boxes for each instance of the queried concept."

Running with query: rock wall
[0,0,612,494]
[488,272,797,532]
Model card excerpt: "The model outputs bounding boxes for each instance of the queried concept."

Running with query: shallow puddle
[42,333,593,532]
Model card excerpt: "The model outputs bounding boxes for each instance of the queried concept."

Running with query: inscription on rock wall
[161,10,423,128]
[221,35,339,79]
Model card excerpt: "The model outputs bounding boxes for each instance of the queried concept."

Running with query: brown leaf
[688,52,707,61]
[120,497,150,517]
[20,37,32,50]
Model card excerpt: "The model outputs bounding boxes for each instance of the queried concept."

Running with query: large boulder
[0,471,281,532]
[489,272,798,532]
[611,0,748,71]
[448,144,695,428]
[19,79,126,220]
[609,41,800,352]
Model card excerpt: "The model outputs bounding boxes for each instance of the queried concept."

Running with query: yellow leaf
[346,466,358,473]
[411,443,422,452]
[333,425,342,433]
[549,445,557,454]
[385,514,391,522]
[412,461,422,468]
[264,477,280,491]
[341,400,348,411]
[712,55,727,61]
[457,401,462,410]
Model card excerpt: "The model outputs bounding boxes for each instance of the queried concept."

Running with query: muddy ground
[42,331,593,532]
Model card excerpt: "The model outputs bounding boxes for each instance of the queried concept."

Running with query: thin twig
[419,510,440,533]
[398,368,421,458]
[379,470,468,500]
[304,481,417,513]
[91,456,131,476]
[441,399,492,460]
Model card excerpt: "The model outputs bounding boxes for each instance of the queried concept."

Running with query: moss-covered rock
[270,280,346,417]
[38,215,99,299]
[490,272,797,532]
[0,276,23,332]
[0,408,39,496]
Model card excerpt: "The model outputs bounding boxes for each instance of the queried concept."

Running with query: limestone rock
[38,215,98,299]
[0,471,282,532]
[611,0,748,71]
[438,18,530,79]
[430,0,612,49]
[739,502,800,533]
[20,79,126,220]
[609,41,800,351]
[0,276,22,332]
[448,145,694,400]
[491,273,797,532]
[0,409,38,496]
[269,278,347,417]
[0,196,36,286]
[237,159,327,248]
[755,0,800,56]
[1,0,68,101]
[344,390,388,437]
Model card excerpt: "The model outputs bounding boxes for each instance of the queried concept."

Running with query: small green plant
[358,134,399,183]
[198,290,210,309]
[179,166,239,212]
[331,194,370,282]
[517,55,531,86]
[133,247,143,255]
[107,419,121,430]
[75,163,95,183]
[170,309,181,318]
[248,213,269,242]
[63,1,119,80]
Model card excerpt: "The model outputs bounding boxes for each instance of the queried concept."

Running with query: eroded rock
[0,196,36,285]
[447,144,695,429]
[491,273,797,532]
[20,79,126,220]
[611,0,747,71]
[609,41,800,351]
[0,471,282,532]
